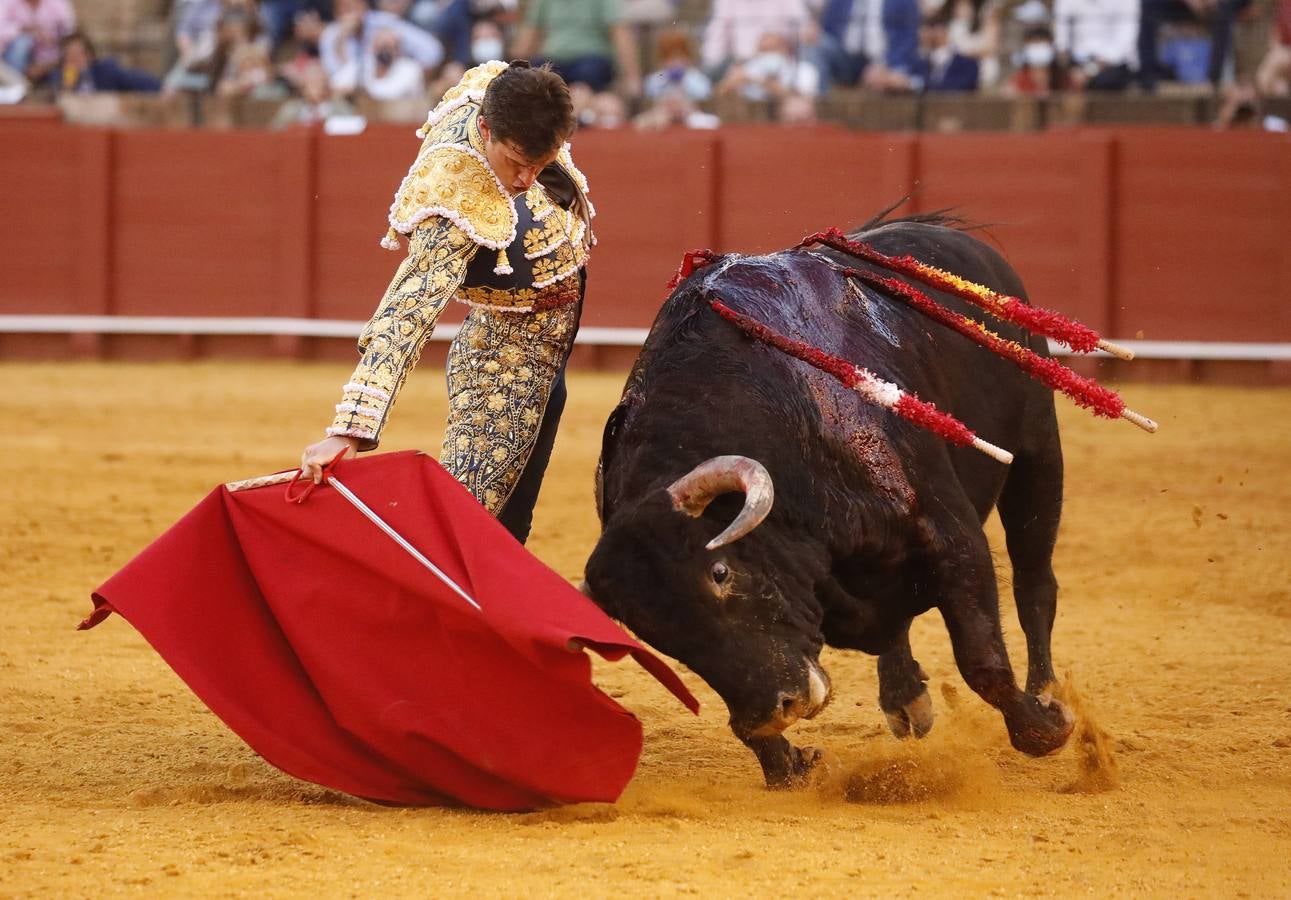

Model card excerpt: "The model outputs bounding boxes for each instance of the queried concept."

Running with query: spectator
[167,0,265,92]
[717,29,821,101]
[0,56,23,102]
[394,0,474,66]
[468,16,505,64]
[213,8,274,97]
[320,0,443,79]
[332,25,425,98]
[940,0,1001,88]
[814,0,923,92]
[1138,0,1253,91]
[278,7,326,93]
[634,89,722,128]
[1052,0,1137,91]
[50,31,161,94]
[0,0,75,84]
[1255,0,1290,97]
[271,56,356,126]
[259,0,331,50]
[910,8,980,90]
[635,28,718,129]
[701,0,814,78]
[1006,25,1070,95]
[581,87,628,126]
[511,0,641,96]
[643,28,711,104]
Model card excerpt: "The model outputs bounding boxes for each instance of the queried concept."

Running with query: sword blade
[328,475,482,611]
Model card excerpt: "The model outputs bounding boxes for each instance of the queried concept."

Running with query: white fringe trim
[532,259,588,290]
[414,90,485,139]
[493,264,514,275]
[327,425,377,440]
[459,298,534,313]
[524,208,589,261]
[343,382,390,402]
[335,401,383,418]
[524,238,564,261]
[385,142,517,252]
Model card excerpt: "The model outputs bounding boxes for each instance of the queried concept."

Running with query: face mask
[472,38,504,63]
[1023,42,1055,68]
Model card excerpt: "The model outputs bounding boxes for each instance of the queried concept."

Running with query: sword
[225,468,482,611]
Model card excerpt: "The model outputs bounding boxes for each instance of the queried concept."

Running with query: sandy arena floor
[2,361,1289,897]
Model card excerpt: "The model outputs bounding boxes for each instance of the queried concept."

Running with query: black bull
[584,216,1076,787]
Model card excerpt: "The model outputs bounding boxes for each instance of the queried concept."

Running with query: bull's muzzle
[749,663,834,736]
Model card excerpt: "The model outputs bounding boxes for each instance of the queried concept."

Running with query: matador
[301,60,592,544]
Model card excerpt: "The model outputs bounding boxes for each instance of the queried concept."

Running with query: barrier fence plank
[0,127,111,315]
[111,130,303,317]
[312,124,440,324]
[574,130,721,328]
[916,132,1113,335]
[1113,129,1291,342]
[3,123,1289,357]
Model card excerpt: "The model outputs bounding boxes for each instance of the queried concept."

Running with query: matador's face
[477,117,561,195]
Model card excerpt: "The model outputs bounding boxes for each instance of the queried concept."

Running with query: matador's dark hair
[480,61,576,161]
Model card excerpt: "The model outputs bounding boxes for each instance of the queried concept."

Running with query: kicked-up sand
[2,361,1289,896]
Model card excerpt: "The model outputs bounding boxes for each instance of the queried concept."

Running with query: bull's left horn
[666,455,774,550]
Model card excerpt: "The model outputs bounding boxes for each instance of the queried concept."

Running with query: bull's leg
[996,436,1064,696]
[741,734,825,789]
[931,521,1073,757]
[877,622,934,739]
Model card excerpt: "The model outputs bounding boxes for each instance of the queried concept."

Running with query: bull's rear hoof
[1007,693,1075,757]
[883,688,935,740]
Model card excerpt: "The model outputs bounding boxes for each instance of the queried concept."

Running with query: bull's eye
[710,562,730,585]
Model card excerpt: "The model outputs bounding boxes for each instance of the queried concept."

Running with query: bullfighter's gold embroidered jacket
[328,61,594,449]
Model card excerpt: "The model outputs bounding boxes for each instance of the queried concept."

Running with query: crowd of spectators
[0,0,1286,129]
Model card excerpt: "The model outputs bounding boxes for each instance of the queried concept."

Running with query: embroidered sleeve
[327,217,478,450]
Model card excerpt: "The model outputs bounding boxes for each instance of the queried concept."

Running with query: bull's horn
[666,455,774,550]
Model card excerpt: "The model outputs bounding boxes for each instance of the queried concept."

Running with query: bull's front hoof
[746,734,828,789]
[883,688,935,740]
[767,745,828,790]
[1006,693,1075,757]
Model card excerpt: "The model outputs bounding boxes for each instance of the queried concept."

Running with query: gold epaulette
[382,61,514,254]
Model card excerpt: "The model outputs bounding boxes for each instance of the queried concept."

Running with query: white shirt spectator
[1052,0,1137,67]
[841,0,886,60]
[333,54,426,100]
[701,0,813,71]
[320,10,443,76]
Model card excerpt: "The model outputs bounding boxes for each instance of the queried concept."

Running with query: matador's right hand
[300,435,360,485]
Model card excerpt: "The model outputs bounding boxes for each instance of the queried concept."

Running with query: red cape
[81,450,697,810]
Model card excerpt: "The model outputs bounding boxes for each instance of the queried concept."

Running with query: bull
[584,212,1076,788]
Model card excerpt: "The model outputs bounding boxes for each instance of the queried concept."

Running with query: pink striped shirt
[0,0,77,68]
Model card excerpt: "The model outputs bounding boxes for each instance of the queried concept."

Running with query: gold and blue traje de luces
[329,61,594,513]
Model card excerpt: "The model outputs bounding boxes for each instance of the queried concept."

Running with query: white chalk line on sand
[2,315,1291,359]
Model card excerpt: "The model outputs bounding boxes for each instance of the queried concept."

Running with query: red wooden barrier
[1113,129,1291,342]
[574,129,721,328]
[2,121,1289,353]
[0,127,111,315]
[716,127,917,253]
[916,131,1115,334]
